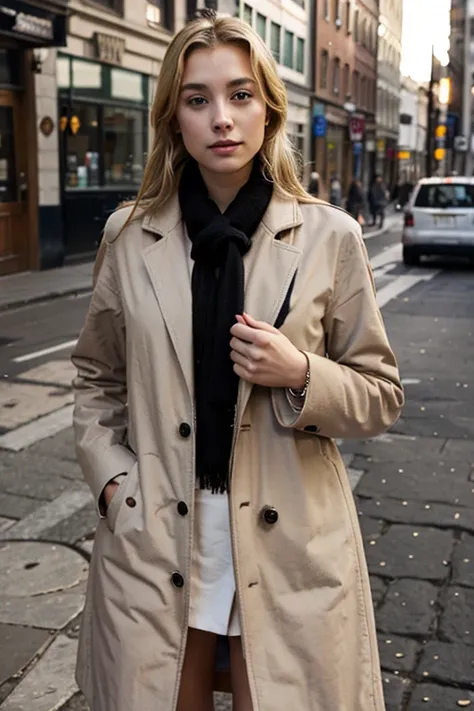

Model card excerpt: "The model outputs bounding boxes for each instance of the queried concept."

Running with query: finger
[233,363,255,382]
[230,322,261,343]
[230,350,249,368]
[242,313,280,334]
[235,314,245,324]
[230,336,250,356]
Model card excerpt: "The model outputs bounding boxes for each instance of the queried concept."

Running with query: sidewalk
[0,213,402,313]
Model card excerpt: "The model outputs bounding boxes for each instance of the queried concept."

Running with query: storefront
[57,54,148,258]
[0,0,67,275]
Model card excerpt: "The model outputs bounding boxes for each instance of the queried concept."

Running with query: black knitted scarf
[178,158,273,493]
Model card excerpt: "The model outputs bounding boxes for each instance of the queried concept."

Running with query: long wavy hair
[124,11,316,226]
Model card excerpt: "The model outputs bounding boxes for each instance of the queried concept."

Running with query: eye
[233,90,252,101]
[187,96,207,106]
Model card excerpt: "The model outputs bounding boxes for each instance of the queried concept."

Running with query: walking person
[72,11,404,711]
[307,170,320,197]
[329,174,342,206]
[346,178,365,223]
[369,175,388,228]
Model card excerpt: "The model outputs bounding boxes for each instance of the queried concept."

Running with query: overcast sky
[400,0,451,81]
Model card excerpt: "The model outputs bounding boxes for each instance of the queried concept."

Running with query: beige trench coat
[72,191,404,711]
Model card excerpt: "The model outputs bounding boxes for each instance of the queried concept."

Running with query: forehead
[181,44,254,85]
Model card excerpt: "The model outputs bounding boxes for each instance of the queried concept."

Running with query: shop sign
[397,150,411,160]
[312,114,327,138]
[312,102,325,118]
[349,115,365,142]
[93,32,125,65]
[353,141,363,156]
[376,138,386,156]
[0,2,66,46]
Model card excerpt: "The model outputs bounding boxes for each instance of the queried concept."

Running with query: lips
[209,140,241,148]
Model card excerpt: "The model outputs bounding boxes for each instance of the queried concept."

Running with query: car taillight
[404,212,415,228]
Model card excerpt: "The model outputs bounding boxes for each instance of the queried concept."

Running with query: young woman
[72,11,404,711]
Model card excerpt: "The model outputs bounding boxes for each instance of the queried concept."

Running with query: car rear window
[414,183,474,208]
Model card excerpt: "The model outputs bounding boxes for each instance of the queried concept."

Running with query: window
[343,63,350,99]
[333,57,340,95]
[415,184,474,209]
[323,0,329,19]
[352,70,359,104]
[256,13,266,40]
[333,0,340,22]
[270,22,281,63]
[146,0,172,29]
[92,0,123,13]
[361,76,366,107]
[296,38,305,73]
[320,50,329,89]
[243,4,252,25]
[346,0,352,33]
[362,19,367,47]
[283,30,294,68]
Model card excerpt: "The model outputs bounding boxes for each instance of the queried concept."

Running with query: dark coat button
[177,501,188,516]
[171,571,185,588]
[261,506,279,525]
[179,422,191,438]
[126,497,137,508]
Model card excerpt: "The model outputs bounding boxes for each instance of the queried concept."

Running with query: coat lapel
[142,197,194,400]
[238,192,303,420]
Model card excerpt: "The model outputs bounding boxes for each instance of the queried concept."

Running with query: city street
[1,214,474,711]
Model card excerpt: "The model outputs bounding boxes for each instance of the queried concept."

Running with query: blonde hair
[125,11,316,226]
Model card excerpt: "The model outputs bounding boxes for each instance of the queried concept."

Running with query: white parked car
[402,176,474,266]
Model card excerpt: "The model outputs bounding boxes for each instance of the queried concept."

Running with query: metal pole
[463,0,473,175]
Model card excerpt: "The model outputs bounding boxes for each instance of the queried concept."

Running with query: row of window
[379,37,401,72]
[319,52,376,112]
[243,4,305,73]
[322,0,378,55]
[377,89,399,131]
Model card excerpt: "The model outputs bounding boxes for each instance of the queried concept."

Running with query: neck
[199,161,253,212]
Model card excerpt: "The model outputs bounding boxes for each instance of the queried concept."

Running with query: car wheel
[403,246,421,267]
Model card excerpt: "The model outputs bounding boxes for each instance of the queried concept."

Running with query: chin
[200,154,255,175]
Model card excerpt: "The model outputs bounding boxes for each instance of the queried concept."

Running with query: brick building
[312,0,378,199]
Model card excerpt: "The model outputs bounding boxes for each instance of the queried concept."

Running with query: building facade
[312,0,378,199]
[376,0,402,190]
[0,0,68,276]
[398,76,427,182]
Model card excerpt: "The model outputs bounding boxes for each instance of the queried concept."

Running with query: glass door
[0,91,28,275]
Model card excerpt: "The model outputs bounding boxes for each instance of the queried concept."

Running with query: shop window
[283,30,294,69]
[296,38,305,73]
[0,50,21,88]
[111,68,144,102]
[256,13,266,40]
[72,60,102,90]
[270,22,281,63]
[243,4,252,25]
[103,107,145,187]
[62,105,100,189]
[320,50,328,89]
[332,57,340,96]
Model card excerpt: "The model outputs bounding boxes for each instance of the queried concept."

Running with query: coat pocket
[105,461,138,534]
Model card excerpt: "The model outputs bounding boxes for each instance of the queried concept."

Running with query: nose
[212,103,233,132]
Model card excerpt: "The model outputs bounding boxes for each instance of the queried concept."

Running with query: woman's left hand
[230,313,307,389]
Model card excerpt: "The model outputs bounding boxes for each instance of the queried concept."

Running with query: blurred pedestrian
[72,10,403,711]
[369,175,388,228]
[329,174,342,206]
[307,170,320,197]
[346,178,365,223]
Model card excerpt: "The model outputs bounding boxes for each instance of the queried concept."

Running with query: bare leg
[177,628,217,711]
[229,637,254,711]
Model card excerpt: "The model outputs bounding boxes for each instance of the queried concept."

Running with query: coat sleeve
[272,227,404,439]
[71,233,136,512]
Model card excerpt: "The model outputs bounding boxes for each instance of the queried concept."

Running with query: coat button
[126,497,136,508]
[171,571,185,588]
[177,501,188,516]
[179,422,191,438]
[261,506,279,525]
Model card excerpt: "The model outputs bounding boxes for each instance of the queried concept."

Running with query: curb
[0,286,93,314]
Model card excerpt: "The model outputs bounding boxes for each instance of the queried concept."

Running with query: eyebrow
[180,77,256,93]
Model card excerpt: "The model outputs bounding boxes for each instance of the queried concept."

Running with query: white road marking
[376,269,439,309]
[0,404,73,451]
[13,339,78,364]
[1,485,93,540]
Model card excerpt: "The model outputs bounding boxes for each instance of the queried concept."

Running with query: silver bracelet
[288,358,310,399]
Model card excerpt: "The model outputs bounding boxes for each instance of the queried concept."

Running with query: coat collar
[141,189,303,413]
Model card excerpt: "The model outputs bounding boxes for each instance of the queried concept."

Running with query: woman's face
[175,43,267,177]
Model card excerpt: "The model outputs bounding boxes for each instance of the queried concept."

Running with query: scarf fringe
[197,470,229,494]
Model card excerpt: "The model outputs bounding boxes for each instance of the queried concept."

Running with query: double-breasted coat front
[72,191,404,711]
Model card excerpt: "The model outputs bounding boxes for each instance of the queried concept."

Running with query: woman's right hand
[103,480,120,511]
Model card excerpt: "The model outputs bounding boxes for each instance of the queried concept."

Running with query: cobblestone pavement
[1,222,474,710]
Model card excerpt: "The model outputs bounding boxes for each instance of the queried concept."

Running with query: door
[0,91,28,275]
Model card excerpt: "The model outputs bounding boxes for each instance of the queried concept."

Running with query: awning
[0,0,67,47]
